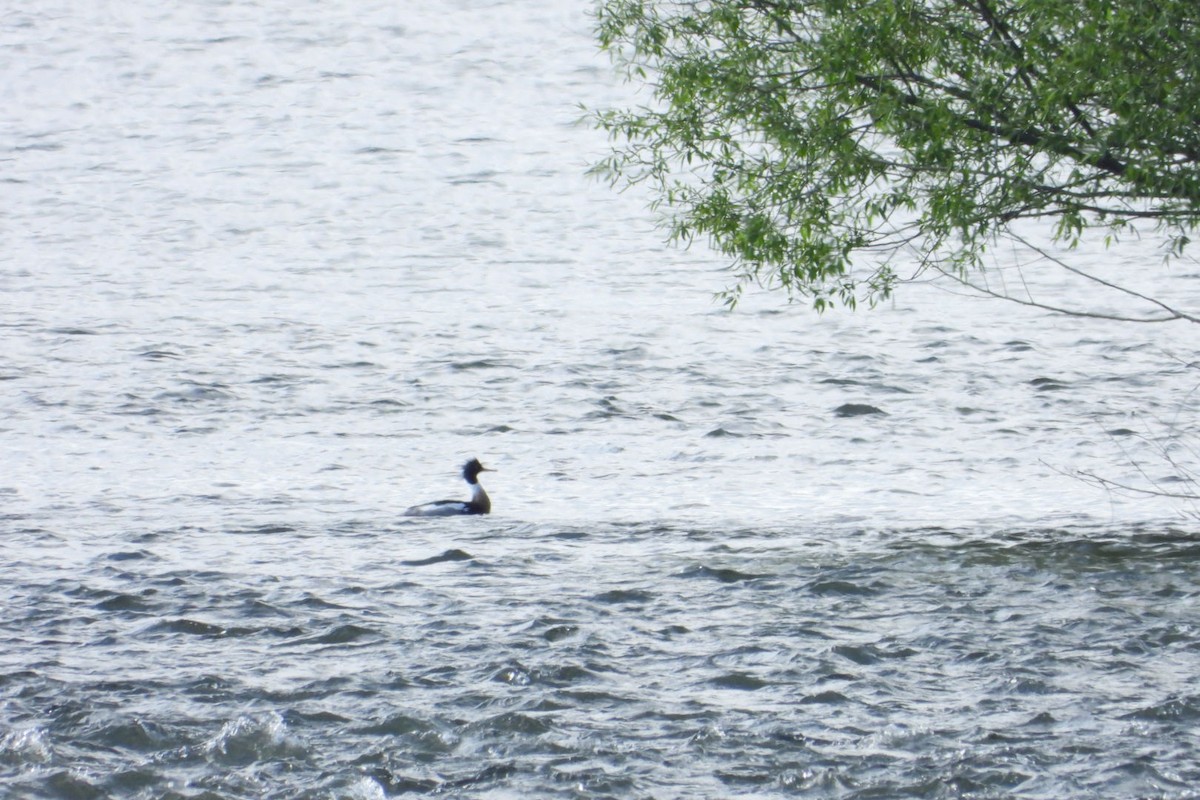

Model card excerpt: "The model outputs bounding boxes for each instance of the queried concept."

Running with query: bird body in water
[403,459,493,516]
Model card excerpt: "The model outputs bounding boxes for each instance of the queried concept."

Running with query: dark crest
[462,458,490,482]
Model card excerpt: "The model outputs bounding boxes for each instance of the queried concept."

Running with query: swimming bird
[403,458,493,517]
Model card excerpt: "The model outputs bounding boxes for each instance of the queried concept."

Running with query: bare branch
[931,264,1193,323]
[1075,470,1200,503]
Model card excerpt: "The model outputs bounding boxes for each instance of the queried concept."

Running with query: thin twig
[934,265,1187,322]
[1009,231,1200,323]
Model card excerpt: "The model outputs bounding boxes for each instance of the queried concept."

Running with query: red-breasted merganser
[403,458,493,516]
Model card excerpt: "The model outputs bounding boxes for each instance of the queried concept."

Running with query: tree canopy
[591,0,1200,314]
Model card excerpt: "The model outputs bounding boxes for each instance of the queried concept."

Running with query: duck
[403,458,493,516]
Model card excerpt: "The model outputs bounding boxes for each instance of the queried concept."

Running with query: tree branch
[1008,230,1200,323]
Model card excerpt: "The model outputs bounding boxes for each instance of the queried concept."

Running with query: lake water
[4,1,1200,798]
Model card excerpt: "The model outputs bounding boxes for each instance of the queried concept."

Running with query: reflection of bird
[403,459,493,516]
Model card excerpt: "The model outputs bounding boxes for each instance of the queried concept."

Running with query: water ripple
[4,0,1200,796]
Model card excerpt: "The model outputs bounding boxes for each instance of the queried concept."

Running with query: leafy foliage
[591,0,1200,310]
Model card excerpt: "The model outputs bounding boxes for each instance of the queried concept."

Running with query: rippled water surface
[4,1,1200,798]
